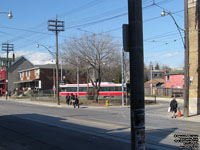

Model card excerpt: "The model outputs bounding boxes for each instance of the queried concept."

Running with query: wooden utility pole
[128,0,145,149]
[48,16,64,105]
[184,0,189,117]
[2,42,14,100]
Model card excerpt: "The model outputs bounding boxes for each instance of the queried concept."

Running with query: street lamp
[161,8,189,117]
[161,9,185,47]
[36,44,56,98]
[0,11,13,19]
[36,44,56,58]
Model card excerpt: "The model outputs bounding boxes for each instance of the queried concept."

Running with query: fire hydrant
[106,100,109,107]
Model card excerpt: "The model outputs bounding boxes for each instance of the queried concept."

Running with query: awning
[14,79,39,84]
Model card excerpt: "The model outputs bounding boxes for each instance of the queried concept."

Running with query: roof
[18,64,57,72]
[12,56,34,67]
[144,79,165,87]
[166,70,184,75]
[152,70,165,73]
[35,64,56,69]
[8,56,35,72]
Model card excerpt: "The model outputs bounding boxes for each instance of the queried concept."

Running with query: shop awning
[14,79,39,84]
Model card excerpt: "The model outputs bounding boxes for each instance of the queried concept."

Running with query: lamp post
[121,49,125,106]
[161,10,185,46]
[77,59,79,97]
[161,6,189,117]
[0,11,13,19]
[150,62,153,96]
[36,44,56,98]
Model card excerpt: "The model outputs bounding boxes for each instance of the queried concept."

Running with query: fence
[144,87,183,97]
[30,90,60,101]
[29,90,130,105]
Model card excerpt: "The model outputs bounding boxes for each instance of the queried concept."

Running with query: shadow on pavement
[0,113,179,150]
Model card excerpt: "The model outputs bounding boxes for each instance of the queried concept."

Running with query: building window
[177,85,181,88]
[167,75,170,82]
[26,71,30,77]
[171,85,174,88]
[35,69,39,76]
[20,72,24,78]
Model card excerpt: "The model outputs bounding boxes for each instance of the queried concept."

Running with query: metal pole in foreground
[128,0,145,149]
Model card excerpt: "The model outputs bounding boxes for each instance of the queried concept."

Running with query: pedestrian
[75,95,80,108]
[170,97,178,118]
[66,93,70,106]
[71,94,76,108]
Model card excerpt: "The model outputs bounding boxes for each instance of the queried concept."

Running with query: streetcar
[59,82,126,98]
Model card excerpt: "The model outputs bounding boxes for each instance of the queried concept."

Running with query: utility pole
[128,0,145,149]
[77,59,79,97]
[48,16,64,105]
[184,0,189,117]
[2,42,14,100]
[150,62,153,96]
[121,48,125,106]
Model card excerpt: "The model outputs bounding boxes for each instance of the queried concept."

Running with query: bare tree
[62,33,120,102]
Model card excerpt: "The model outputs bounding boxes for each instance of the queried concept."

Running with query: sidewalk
[145,97,200,123]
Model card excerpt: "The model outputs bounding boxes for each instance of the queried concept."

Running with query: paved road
[0,99,199,150]
[0,115,130,150]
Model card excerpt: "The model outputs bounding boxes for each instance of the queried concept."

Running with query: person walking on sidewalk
[75,95,79,108]
[170,97,178,118]
[66,94,70,106]
[71,94,76,108]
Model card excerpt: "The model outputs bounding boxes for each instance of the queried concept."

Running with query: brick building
[188,0,200,115]
[15,64,59,91]
[165,70,184,89]
[0,67,6,95]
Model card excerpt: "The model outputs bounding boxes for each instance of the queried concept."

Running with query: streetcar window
[66,87,77,92]
[115,87,122,91]
[60,88,65,92]
[79,87,87,92]
[100,87,115,91]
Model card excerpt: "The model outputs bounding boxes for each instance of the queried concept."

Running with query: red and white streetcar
[59,82,126,98]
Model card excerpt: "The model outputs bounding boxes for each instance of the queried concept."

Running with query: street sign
[38,80,41,89]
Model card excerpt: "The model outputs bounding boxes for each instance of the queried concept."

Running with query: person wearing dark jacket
[170,97,178,118]
[71,94,76,108]
[75,95,79,108]
[66,94,70,106]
